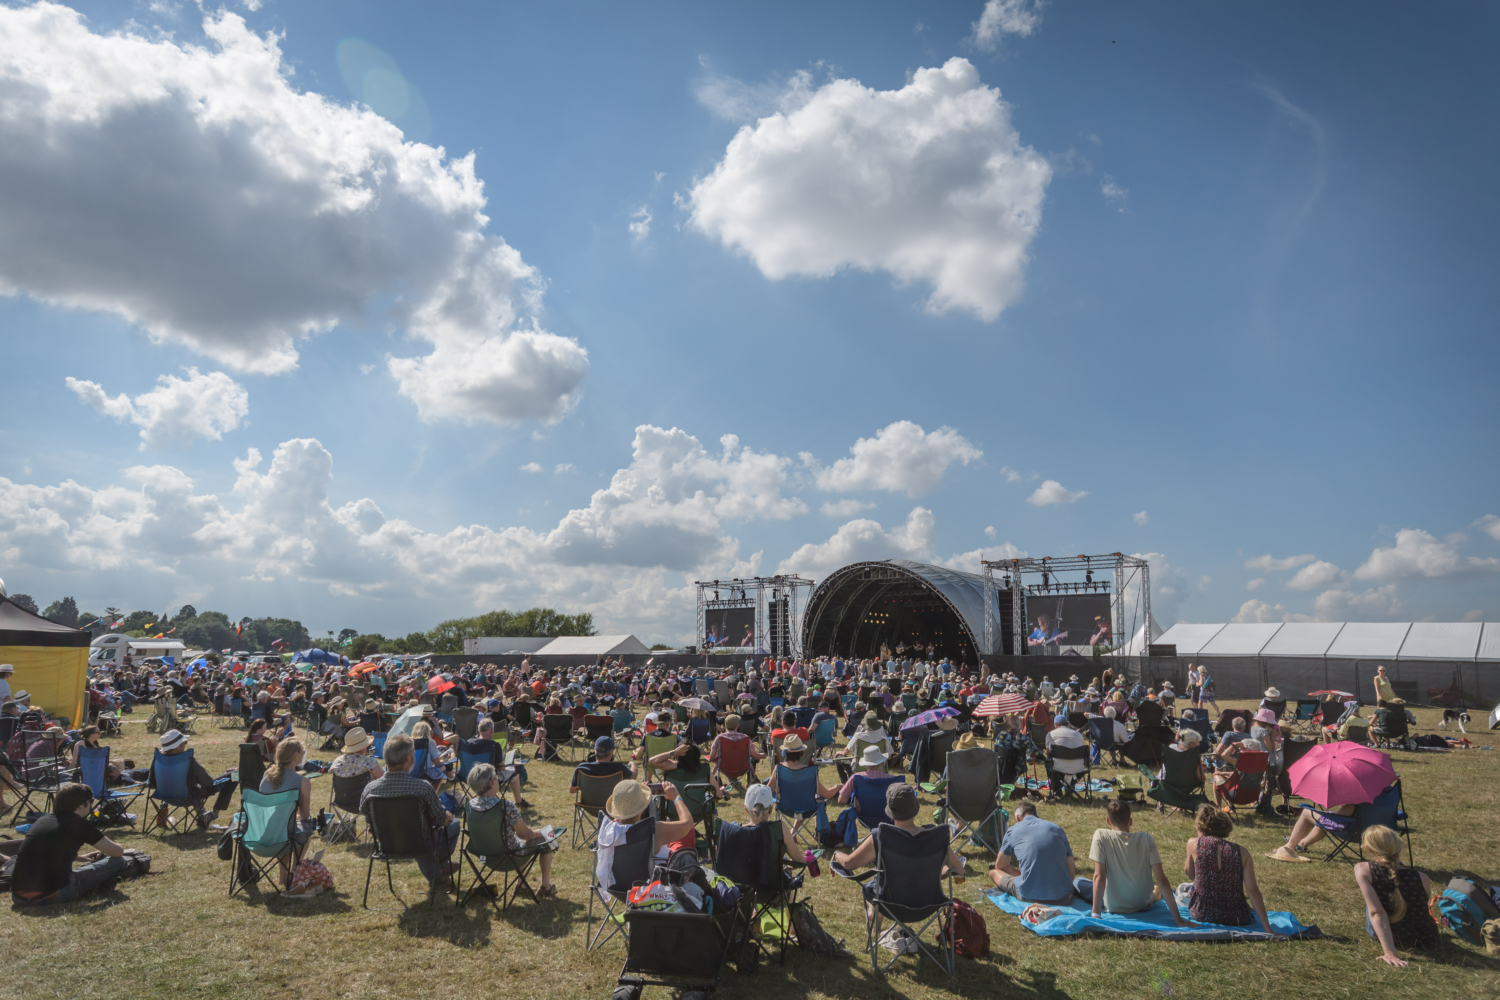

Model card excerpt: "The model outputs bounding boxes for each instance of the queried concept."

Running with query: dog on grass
[1438,709,1470,733]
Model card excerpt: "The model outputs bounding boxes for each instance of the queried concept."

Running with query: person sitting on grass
[990,802,1076,904]
[1075,800,1188,925]
[1354,825,1439,966]
[1177,803,1280,935]
[10,782,130,906]
[466,763,559,899]
[359,734,459,890]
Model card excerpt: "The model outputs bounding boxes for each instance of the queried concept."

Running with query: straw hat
[954,731,982,751]
[158,729,188,751]
[12,689,30,703]
[605,780,652,821]
[858,744,889,767]
[0,663,12,674]
[341,727,374,753]
[937,716,958,731]
[781,733,806,753]
[1264,687,1281,699]
[43,725,67,740]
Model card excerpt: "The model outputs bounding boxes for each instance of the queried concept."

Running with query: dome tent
[0,595,90,726]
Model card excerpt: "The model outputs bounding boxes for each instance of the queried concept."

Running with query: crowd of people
[0,650,1447,969]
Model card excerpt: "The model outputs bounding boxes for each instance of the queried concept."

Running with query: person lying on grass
[1075,799,1189,925]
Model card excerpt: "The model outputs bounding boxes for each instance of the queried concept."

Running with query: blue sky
[0,0,1496,642]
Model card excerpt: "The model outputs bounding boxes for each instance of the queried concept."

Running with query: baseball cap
[744,784,775,811]
[594,736,616,753]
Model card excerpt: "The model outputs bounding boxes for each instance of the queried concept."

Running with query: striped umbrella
[899,706,960,731]
[974,693,1034,718]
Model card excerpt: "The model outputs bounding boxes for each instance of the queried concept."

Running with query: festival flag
[144,622,155,630]
[111,619,125,627]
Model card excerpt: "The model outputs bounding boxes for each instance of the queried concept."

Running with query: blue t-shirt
[999,817,1074,902]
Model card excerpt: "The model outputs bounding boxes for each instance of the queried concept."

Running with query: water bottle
[803,848,820,877]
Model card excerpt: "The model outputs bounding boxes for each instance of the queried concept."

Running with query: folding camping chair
[610,706,639,747]
[1045,744,1094,802]
[1148,746,1208,812]
[664,772,721,864]
[711,732,755,793]
[1290,699,1322,736]
[460,798,550,911]
[1213,749,1269,813]
[810,717,839,758]
[584,715,616,747]
[7,728,64,821]
[714,679,734,706]
[218,697,244,729]
[1260,699,1287,721]
[541,714,580,763]
[229,787,305,897]
[715,818,806,965]
[1087,717,1122,766]
[587,816,657,951]
[1215,709,1254,736]
[573,771,626,850]
[372,732,388,759]
[143,749,208,835]
[639,733,679,782]
[686,716,715,747]
[326,771,371,843]
[237,743,265,797]
[930,747,1006,858]
[451,706,480,741]
[772,764,825,848]
[836,823,956,976]
[848,773,908,841]
[362,795,453,910]
[612,907,741,1000]
[1274,737,1318,807]
[1313,779,1413,865]
[76,744,145,826]
[1370,707,1415,751]
[1178,714,1213,746]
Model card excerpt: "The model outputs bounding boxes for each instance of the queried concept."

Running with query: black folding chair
[935,747,1007,858]
[541,714,576,763]
[1045,744,1093,802]
[573,771,625,850]
[326,771,371,843]
[362,796,452,909]
[588,816,657,951]
[837,823,955,976]
[451,706,480,741]
[460,800,547,911]
[238,743,265,795]
[613,907,741,1000]
[714,819,806,965]
[1087,717,1121,766]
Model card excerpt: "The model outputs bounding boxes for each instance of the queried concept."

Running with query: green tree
[104,606,122,622]
[172,604,198,623]
[122,610,162,633]
[42,597,79,627]
[250,617,311,652]
[9,593,39,613]
[348,634,387,659]
[178,611,235,653]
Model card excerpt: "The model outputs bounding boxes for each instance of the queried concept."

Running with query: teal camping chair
[229,787,305,897]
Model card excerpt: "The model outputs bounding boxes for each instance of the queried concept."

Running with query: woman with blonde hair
[258,737,314,884]
[410,720,455,784]
[1354,825,1439,965]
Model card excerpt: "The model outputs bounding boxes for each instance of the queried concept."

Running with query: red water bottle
[803,849,820,877]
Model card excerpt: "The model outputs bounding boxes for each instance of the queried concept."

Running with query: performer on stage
[1027,613,1066,652]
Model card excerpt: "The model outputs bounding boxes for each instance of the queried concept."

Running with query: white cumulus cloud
[65,368,248,449]
[629,206,652,241]
[1354,528,1500,582]
[1476,514,1500,542]
[1027,480,1086,506]
[0,5,586,423]
[971,0,1043,49]
[1232,598,1287,624]
[1101,176,1129,211]
[777,507,936,578]
[1243,553,1315,572]
[687,58,1050,320]
[802,421,981,497]
[1133,511,1149,526]
[519,463,543,473]
[984,525,997,539]
[1284,559,1346,591]
[1247,578,1265,591]
[938,540,1025,573]
[1312,584,1403,620]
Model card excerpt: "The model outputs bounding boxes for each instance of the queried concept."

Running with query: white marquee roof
[1151,621,1498,660]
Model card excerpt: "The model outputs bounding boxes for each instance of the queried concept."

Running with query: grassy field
[5,699,1498,1000]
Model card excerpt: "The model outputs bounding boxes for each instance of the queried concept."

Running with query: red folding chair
[1213,749,1269,812]
[712,732,755,793]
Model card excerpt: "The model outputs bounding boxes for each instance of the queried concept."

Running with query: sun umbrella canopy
[350,661,379,676]
[427,675,456,695]
[900,706,960,731]
[1307,690,1354,698]
[679,697,715,712]
[1287,741,1398,808]
[974,693,1034,718]
[1489,702,1500,731]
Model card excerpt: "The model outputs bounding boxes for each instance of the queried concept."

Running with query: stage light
[714,591,719,600]
[1086,570,1093,584]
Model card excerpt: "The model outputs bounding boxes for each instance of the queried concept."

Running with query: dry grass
[4,700,1499,1000]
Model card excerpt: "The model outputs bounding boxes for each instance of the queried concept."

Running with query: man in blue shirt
[990,802,1076,904]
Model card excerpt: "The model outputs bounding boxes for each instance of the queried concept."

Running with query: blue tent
[289,648,349,667]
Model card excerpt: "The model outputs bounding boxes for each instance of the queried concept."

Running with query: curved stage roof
[801,559,998,662]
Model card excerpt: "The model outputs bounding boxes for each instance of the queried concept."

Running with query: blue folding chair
[849,773,908,839]
[219,698,244,729]
[841,694,857,712]
[144,749,205,835]
[372,732,388,759]
[773,764,824,846]
[1314,780,1413,865]
[768,697,786,709]
[229,787,304,896]
[77,745,145,825]
[812,717,838,755]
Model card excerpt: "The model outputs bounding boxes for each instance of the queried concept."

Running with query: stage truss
[694,575,813,659]
[981,553,1150,656]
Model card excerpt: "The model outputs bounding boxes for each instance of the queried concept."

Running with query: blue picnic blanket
[1016,776,1116,793]
[985,890,1323,942]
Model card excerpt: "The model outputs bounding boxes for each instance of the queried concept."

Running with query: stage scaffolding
[694,575,813,660]
[981,553,1151,657]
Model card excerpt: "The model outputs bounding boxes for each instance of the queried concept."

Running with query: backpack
[1438,877,1500,946]
[940,899,990,959]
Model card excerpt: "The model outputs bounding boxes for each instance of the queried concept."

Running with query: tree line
[7,594,593,658]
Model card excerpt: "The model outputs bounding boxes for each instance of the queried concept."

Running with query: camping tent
[289,648,350,668]
[0,596,89,726]
[532,635,652,656]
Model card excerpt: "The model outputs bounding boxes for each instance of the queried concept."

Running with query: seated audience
[1353,825,1439,966]
[330,727,385,780]
[990,802,1076,904]
[147,729,237,829]
[466,763,558,898]
[258,738,316,884]
[570,736,634,794]
[1177,804,1279,934]
[1075,800,1188,925]
[595,780,696,889]
[359,734,459,889]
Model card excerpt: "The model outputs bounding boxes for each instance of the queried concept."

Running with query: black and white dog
[1438,709,1470,733]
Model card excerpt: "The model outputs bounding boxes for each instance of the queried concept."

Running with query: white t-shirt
[1089,828,1163,913]
[1045,726,1087,774]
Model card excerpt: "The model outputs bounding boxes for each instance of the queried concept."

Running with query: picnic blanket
[1016,776,1116,794]
[985,890,1323,942]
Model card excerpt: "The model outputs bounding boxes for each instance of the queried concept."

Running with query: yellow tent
[0,597,89,726]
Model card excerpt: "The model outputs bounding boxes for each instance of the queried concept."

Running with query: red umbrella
[350,661,379,676]
[1287,741,1397,808]
[427,675,455,695]
[974,693,1034,718]
[1307,690,1354,698]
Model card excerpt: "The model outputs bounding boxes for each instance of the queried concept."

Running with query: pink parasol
[426,675,456,696]
[1286,741,1397,808]
[974,693,1034,718]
